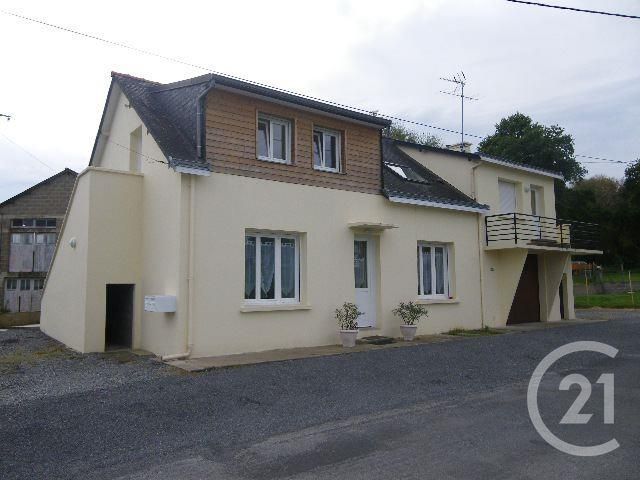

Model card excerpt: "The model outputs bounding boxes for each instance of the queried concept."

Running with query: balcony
[485,213,602,254]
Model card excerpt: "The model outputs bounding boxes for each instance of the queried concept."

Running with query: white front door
[354,237,377,328]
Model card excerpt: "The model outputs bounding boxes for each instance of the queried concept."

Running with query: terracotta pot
[340,329,358,348]
[400,324,418,341]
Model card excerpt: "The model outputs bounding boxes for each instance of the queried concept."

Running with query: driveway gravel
[1,310,638,479]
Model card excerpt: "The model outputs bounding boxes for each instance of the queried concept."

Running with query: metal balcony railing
[485,213,600,251]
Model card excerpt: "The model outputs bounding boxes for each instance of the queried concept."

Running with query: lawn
[446,326,505,336]
[575,293,639,309]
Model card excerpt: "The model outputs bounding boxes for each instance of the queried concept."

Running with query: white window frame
[313,127,342,173]
[417,242,450,299]
[244,233,300,305]
[6,278,17,290]
[36,233,57,245]
[19,279,31,291]
[33,278,44,290]
[257,114,292,164]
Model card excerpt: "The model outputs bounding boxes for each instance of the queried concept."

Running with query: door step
[360,335,395,345]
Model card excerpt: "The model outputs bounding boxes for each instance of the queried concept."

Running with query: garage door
[507,254,540,325]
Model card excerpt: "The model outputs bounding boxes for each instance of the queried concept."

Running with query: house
[40,72,601,357]
[0,168,77,321]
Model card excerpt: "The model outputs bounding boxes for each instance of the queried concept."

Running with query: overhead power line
[505,1,640,19]
[0,131,55,171]
[0,9,632,166]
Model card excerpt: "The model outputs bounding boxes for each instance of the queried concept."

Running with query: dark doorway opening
[507,254,540,325]
[105,284,134,349]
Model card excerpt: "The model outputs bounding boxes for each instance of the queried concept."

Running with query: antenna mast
[439,72,477,150]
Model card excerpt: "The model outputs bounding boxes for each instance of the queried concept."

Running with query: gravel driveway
[1,310,638,479]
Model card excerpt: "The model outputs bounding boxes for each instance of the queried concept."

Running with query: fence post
[485,216,489,246]
[630,271,635,308]
[513,213,518,245]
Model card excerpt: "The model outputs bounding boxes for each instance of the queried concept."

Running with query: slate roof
[96,72,391,172]
[382,138,489,211]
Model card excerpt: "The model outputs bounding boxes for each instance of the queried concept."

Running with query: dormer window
[385,163,428,183]
[257,114,291,164]
[313,128,341,173]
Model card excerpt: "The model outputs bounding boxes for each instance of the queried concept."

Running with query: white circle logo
[527,341,619,457]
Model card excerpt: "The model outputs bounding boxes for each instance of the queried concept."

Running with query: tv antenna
[440,72,478,150]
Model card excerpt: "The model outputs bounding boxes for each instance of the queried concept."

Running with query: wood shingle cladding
[205,89,383,194]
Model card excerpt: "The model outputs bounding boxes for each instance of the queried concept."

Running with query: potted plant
[335,302,363,348]
[392,301,429,341]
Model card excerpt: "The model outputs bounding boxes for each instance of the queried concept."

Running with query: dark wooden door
[507,254,540,325]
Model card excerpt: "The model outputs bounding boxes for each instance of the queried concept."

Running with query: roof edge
[0,168,78,207]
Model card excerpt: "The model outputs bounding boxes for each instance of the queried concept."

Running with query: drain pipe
[161,81,214,362]
[471,161,487,328]
[161,174,196,361]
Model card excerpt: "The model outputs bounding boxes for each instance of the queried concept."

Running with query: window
[6,278,17,290]
[417,243,450,298]
[385,163,428,183]
[36,233,57,245]
[130,126,143,172]
[33,279,44,290]
[11,218,56,228]
[245,233,299,303]
[257,114,291,163]
[19,279,31,291]
[313,128,341,172]
[11,233,33,245]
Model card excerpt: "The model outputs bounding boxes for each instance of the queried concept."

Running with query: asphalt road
[1,311,639,479]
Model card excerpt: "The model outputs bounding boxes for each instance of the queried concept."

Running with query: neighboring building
[0,169,77,314]
[40,72,601,357]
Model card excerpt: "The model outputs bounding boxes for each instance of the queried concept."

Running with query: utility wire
[0,10,632,165]
[0,131,55,171]
[505,0,640,19]
[0,9,480,139]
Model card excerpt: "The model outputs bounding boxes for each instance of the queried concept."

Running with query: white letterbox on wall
[144,295,177,313]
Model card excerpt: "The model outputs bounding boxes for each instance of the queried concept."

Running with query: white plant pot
[340,329,358,348]
[400,324,418,341]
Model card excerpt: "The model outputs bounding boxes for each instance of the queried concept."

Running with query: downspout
[472,161,486,328]
[161,79,214,362]
[161,175,196,362]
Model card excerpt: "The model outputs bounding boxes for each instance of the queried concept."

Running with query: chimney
[446,142,472,153]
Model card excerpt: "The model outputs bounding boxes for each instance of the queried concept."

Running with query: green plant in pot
[335,302,363,347]
[392,301,428,341]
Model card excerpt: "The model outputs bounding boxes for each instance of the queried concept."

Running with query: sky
[0,0,639,201]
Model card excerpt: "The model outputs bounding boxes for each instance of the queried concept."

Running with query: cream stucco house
[40,72,601,358]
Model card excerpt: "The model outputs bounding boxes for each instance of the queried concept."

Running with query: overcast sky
[1,0,638,201]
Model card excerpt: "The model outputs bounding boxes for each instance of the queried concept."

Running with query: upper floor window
[257,114,291,164]
[6,278,17,291]
[11,218,56,228]
[417,242,450,299]
[313,128,341,172]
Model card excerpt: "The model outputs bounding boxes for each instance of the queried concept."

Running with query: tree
[478,113,586,183]
[386,122,443,148]
[557,175,622,266]
[618,159,640,266]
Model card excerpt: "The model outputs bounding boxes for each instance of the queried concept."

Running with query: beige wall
[189,172,483,357]
[41,168,143,352]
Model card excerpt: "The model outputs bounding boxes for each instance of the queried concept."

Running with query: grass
[446,326,505,336]
[575,293,639,309]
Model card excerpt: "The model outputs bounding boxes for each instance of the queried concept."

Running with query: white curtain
[422,246,432,295]
[280,239,296,298]
[260,237,275,299]
[435,247,445,295]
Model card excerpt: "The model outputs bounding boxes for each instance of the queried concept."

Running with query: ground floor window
[245,233,299,304]
[417,243,450,298]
